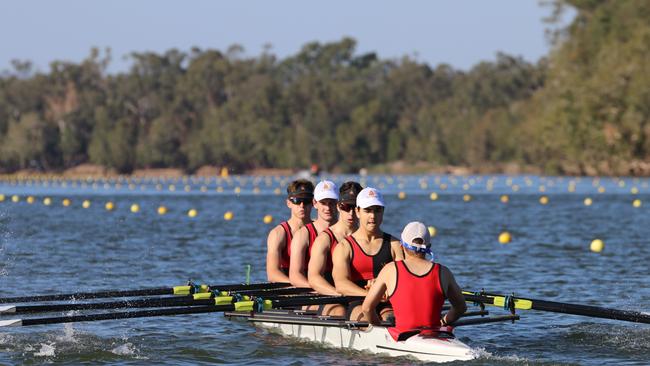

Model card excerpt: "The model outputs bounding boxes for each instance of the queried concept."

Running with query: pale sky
[1,1,575,74]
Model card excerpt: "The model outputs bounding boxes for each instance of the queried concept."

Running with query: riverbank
[2,159,650,179]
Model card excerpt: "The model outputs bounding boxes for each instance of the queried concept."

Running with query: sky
[1,1,575,74]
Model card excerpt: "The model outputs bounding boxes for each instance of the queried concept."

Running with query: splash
[111,342,136,355]
[471,347,531,363]
[34,343,56,357]
[56,323,78,343]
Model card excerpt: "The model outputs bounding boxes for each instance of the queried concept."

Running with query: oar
[0,295,360,327]
[0,289,319,315]
[0,282,290,304]
[463,291,650,324]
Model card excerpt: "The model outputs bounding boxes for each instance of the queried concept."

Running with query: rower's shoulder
[386,233,401,244]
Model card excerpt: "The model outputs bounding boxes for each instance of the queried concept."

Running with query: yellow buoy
[539,196,549,205]
[429,192,438,201]
[224,211,234,220]
[234,187,241,194]
[157,206,168,215]
[632,199,642,208]
[26,196,35,204]
[184,185,191,192]
[398,191,406,200]
[105,201,115,211]
[11,195,19,203]
[631,187,639,194]
[428,226,437,237]
[500,195,509,203]
[188,209,198,218]
[598,186,606,194]
[590,239,604,253]
[0,194,5,202]
[43,197,52,206]
[463,194,471,202]
[62,198,71,207]
[263,214,273,224]
[584,197,593,206]
[498,231,512,244]
[82,200,91,208]
[130,204,140,213]
[168,185,176,192]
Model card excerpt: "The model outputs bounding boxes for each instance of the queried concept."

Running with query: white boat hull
[257,320,475,363]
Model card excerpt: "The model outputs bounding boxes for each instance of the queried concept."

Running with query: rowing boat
[226,310,475,362]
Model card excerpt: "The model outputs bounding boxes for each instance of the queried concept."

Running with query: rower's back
[387,258,444,333]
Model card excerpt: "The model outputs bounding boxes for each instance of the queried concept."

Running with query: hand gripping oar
[463,291,650,324]
[0,287,317,315]
[0,295,361,327]
[0,282,290,304]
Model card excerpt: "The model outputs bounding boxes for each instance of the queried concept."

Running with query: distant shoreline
[2,160,650,178]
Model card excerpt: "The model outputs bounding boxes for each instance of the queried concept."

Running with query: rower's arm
[332,241,368,296]
[266,226,290,283]
[308,234,339,296]
[389,237,405,260]
[440,265,466,325]
[289,227,311,288]
[361,265,391,325]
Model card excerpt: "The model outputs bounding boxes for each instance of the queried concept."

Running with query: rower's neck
[288,216,310,229]
[313,216,336,230]
[357,227,382,242]
[331,220,356,236]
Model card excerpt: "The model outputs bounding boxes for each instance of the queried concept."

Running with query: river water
[0,174,648,365]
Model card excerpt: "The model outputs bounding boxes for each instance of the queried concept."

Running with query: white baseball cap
[401,221,431,247]
[356,187,385,208]
[314,180,339,201]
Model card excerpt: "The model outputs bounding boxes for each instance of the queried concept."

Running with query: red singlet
[344,233,392,282]
[279,221,294,271]
[388,261,444,337]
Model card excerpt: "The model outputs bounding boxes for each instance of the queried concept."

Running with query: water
[0,175,648,365]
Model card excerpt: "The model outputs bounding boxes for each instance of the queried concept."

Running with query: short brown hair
[287,179,314,198]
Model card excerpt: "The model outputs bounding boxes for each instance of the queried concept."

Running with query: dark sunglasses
[338,203,355,212]
[289,197,313,205]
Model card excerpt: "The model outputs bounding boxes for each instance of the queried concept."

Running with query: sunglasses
[289,197,313,205]
[338,203,355,212]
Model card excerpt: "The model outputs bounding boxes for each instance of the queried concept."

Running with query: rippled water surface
[0,175,649,365]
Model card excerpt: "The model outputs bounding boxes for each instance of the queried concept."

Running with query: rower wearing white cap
[361,221,466,338]
[308,181,363,297]
[332,187,404,320]
[289,180,339,288]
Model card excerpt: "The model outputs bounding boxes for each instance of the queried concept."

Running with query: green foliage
[0,3,647,174]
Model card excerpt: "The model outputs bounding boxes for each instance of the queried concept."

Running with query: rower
[266,179,314,283]
[308,181,363,296]
[332,187,404,320]
[361,221,466,338]
[289,180,339,288]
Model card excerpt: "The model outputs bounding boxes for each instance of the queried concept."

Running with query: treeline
[0,0,648,175]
